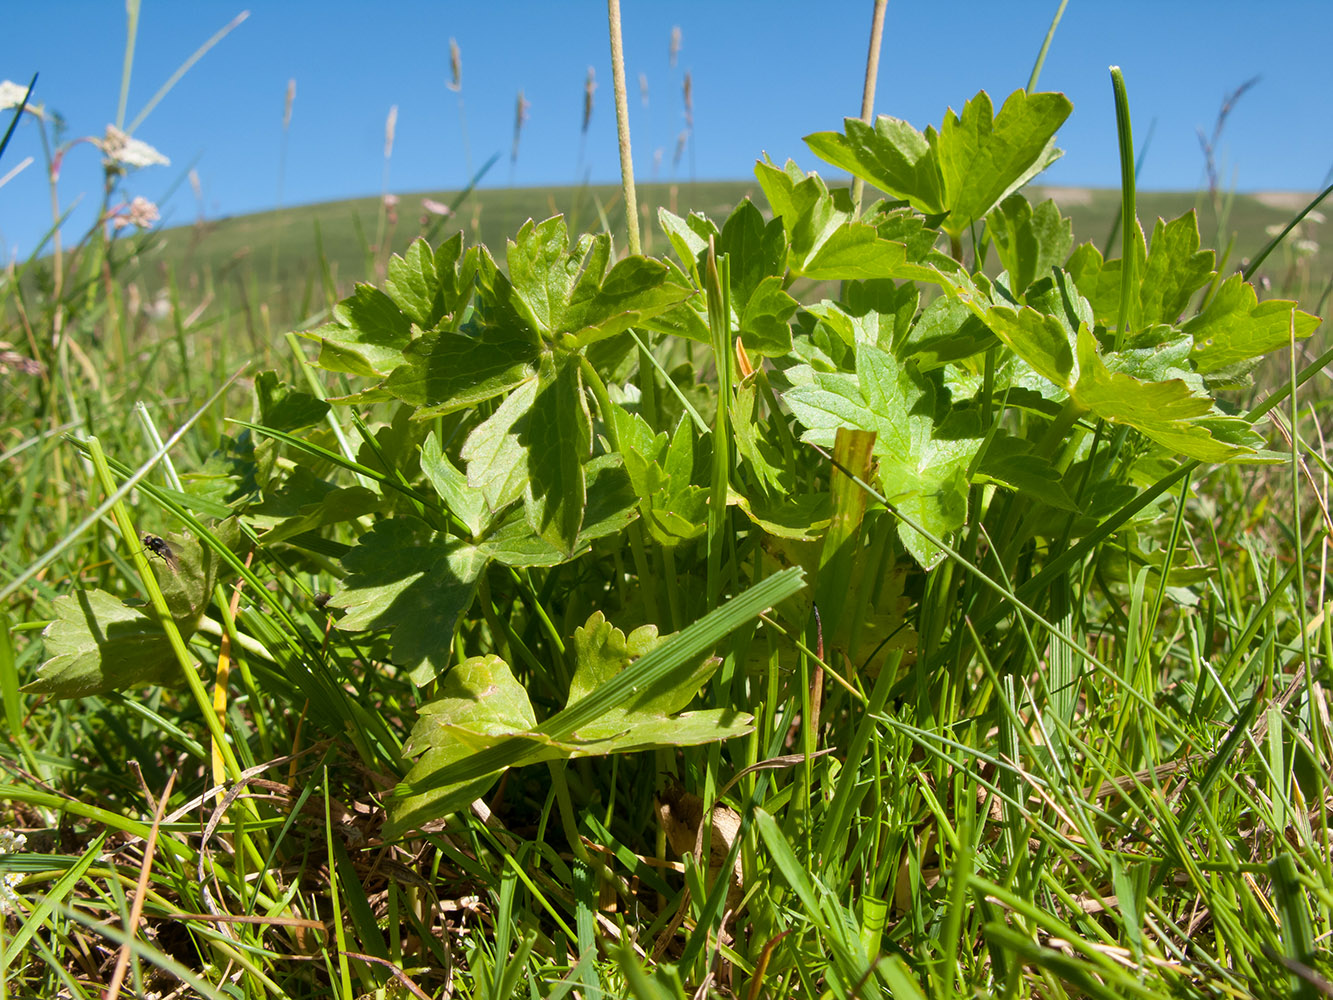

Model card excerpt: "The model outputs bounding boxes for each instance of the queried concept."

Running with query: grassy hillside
[141,180,1329,333]
[148,181,758,327]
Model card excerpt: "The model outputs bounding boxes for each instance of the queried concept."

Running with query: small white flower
[1308,210,1326,225]
[0,80,44,118]
[112,195,160,230]
[421,198,451,216]
[0,829,27,916]
[100,125,170,169]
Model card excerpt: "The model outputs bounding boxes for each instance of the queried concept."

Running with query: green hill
[141,180,1327,332]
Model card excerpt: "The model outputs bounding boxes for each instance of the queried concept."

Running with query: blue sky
[2,1,1330,257]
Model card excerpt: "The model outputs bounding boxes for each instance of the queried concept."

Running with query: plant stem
[1027,0,1068,93]
[606,0,641,256]
[1110,66,1137,349]
[851,0,888,215]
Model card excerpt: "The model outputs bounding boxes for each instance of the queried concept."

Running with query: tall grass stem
[851,0,887,215]
[1027,0,1068,93]
[606,0,641,256]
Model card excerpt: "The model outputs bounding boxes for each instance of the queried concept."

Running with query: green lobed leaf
[986,195,1073,295]
[844,278,920,354]
[657,207,717,281]
[1068,213,1213,332]
[383,238,440,328]
[804,115,945,215]
[798,222,914,281]
[27,526,238,699]
[247,466,380,545]
[386,569,803,834]
[474,455,638,567]
[493,216,695,350]
[975,434,1078,511]
[980,302,1077,390]
[307,283,415,378]
[420,431,490,539]
[522,355,591,555]
[1137,213,1215,326]
[461,373,540,515]
[381,328,543,416]
[332,519,486,686]
[1184,273,1319,374]
[804,89,1072,237]
[898,293,997,369]
[27,589,181,699]
[731,380,792,495]
[717,198,789,311]
[253,371,330,432]
[753,159,850,266]
[936,89,1071,235]
[565,255,696,349]
[504,216,595,338]
[739,275,797,357]
[1070,326,1266,463]
[568,611,713,717]
[614,406,710,547]
[733,490,832,540]
[1102,334,1200,386]
[383,233,476,329]
[390,611,748,829]
[783,344,981,567]
[638,290,712,346]
[395,655,557,825]
[402,654,538,758]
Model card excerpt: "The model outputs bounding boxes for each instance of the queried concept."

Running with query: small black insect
[141,533,179,573]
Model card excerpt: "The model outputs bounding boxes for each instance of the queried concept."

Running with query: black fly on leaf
[141,533,179,574]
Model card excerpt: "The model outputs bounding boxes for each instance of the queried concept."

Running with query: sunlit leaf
[1185,273,1319,374]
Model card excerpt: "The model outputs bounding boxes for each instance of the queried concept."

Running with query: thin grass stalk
[607,0,641,256]
[0,368,242,604]
[850,0,887,215]
[1243,181,1333,281]
[447,37,472,176]
[1026,0,1068,93]
[116,0,141,130]
[704,240,731,609]
[125,11,250,135]
[269,78,296,285]
[85,436,243,782]
[325,767,356,998]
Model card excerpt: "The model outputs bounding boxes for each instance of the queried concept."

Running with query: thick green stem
[1110,66,1137,349]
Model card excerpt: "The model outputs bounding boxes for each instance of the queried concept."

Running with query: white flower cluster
[0,829,26,915]
[0,80,45,118]
[100,125,170,169]
[112,195,161,231]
